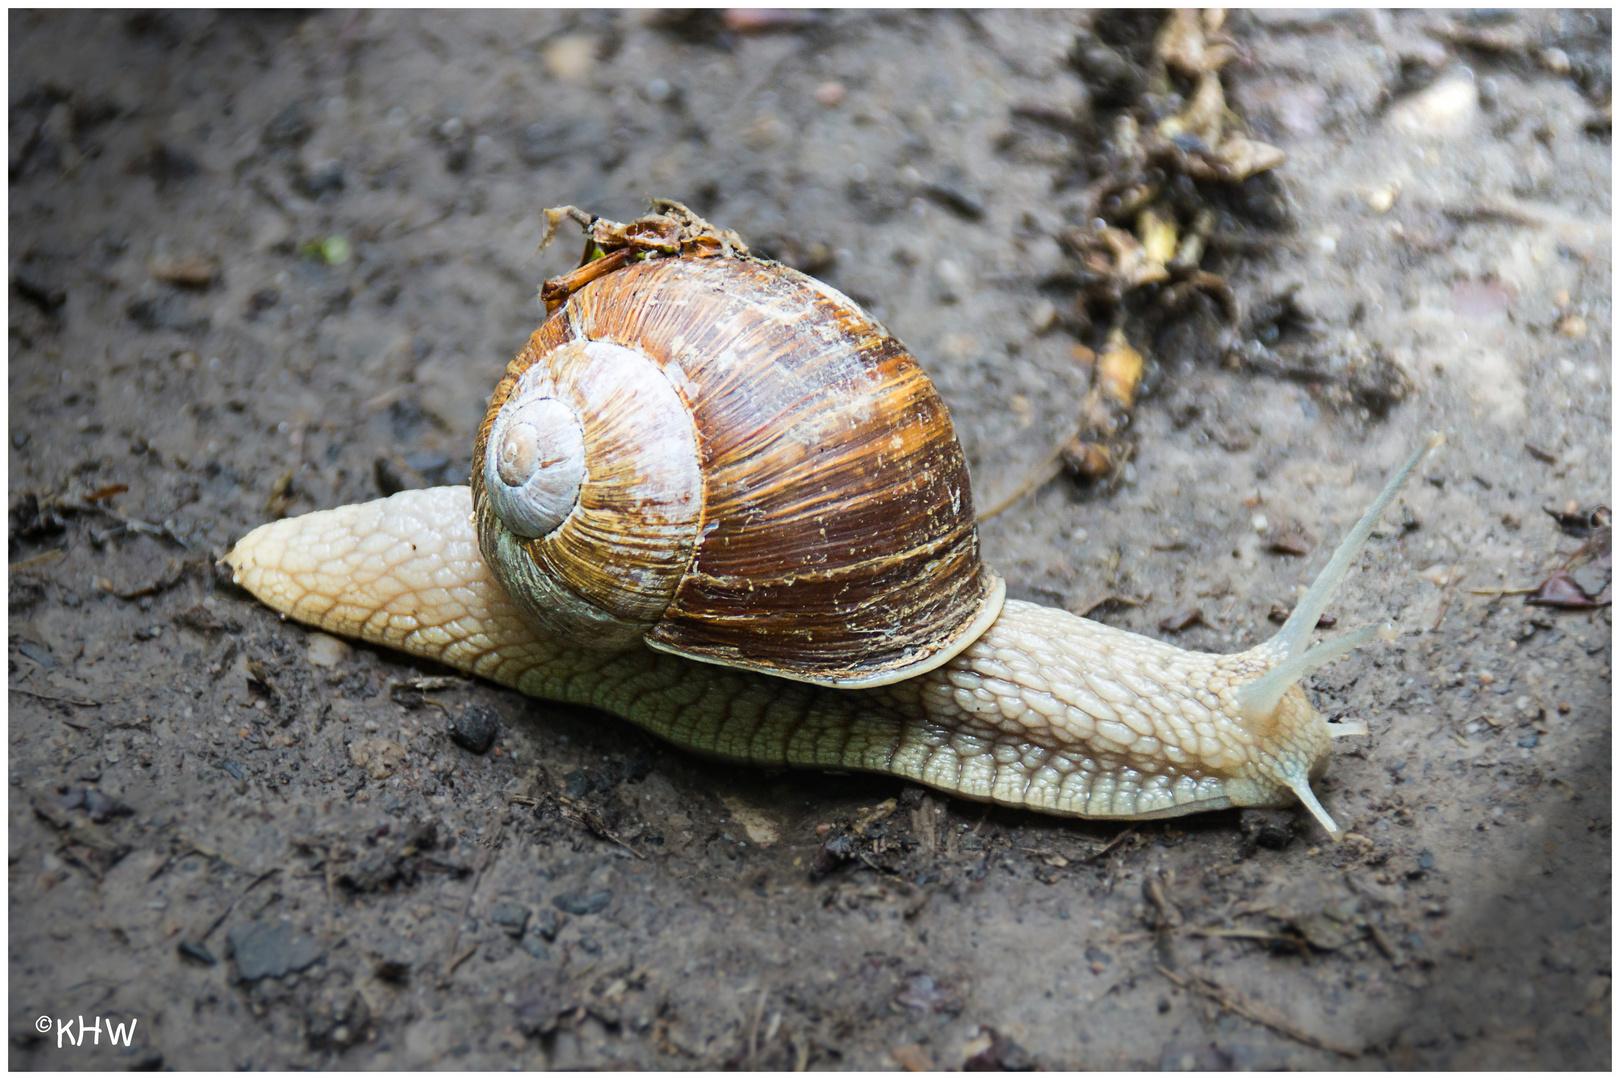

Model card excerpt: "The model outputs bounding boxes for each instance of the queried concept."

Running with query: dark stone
[512,985,565,1036]
[337,817,439,893]
[13,271,66,312]
[262,102,313,149]
[563,769,592,798]
[811,832,856,876]
[449,703,499,754]
[534,907,563,941]
[964,1028,1035,1071]
[491,900,531,938]
[247,287,281,313]
[1516,734,1540,748]
[553,888,612,916]
[521,932,552,960]
[297,159,345,197]
[220,760,245,781]
[924,178,986,220]
[1239,808,1296,851]
[176,603,243,635]
[371,941,413,983]
[83,789,133,823]
[177,939,217,965]
[16,640,53,667]
[227,919,324,981]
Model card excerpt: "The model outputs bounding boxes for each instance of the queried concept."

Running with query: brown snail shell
[473,254,1005,688]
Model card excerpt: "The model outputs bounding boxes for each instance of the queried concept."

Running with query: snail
[226,202,1440,840]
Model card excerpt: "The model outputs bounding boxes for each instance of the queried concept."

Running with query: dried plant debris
[1543,502,1607,538]
[536,199,747,314]
[1038,10,1293,485]
[1527,505,1610,609]
[1223,285,1412,413]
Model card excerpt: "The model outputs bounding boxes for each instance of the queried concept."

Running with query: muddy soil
[8,9,1610,1070]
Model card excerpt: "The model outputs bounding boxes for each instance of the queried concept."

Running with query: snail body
[227,204,1437,839]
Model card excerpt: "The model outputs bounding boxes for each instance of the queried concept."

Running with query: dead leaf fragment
[890,1043,932,1072]
[1217,134,1286,180]
[1096,328,1145,408]
[1525,571,1608,609]
[1265,526,1314,556]
[150,252,220,288]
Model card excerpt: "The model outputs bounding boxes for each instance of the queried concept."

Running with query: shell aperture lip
[484,395,586,540]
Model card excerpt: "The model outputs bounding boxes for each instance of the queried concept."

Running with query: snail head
[1230,433,1443,839]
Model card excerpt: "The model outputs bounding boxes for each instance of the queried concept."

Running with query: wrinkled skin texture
[228,486,1341,830]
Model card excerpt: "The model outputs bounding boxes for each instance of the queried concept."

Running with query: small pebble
[1517,734,1539,749]
[644,77,671,103]
[1029,298,1057,333]
[1250,513,1269,533]
[553,889,612,916]
[1386,73,1479,137]
[490,900,531,938]
[813,80,846,107]
[934,258,970,298]
[449,703,499,754]
[1363,183,1400,214]
[178,939,217,966]
[544,35,596,82]
[305,632,352,668]
[227,919,324,981]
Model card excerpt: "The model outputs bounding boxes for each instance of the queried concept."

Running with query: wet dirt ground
[8,9,1611,1070]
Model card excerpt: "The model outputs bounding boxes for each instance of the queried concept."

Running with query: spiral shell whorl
[475,337,704,647]
[483,396,585,540]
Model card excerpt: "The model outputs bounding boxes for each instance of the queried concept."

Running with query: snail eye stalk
[1241,433,1443,727]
